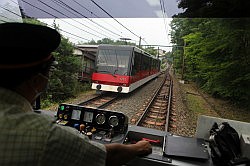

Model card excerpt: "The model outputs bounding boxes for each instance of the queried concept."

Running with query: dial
[96,113,106,125]
[109,115,119,127]
[83,111,94,123]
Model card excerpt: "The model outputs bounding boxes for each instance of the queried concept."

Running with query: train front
[91,45,132,93]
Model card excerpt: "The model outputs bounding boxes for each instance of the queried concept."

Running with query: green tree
[46,23,82,103]
[175,0,250,18]
[170,18,250,107]
[23,18,85,107]
[144,47,158,57]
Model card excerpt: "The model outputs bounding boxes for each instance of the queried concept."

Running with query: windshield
[1,0,249,120]
[96,49,131,75]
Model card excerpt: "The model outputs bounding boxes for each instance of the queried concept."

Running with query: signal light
[60,105,65,111]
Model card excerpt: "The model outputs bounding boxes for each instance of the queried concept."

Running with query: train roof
[98,44,159,60]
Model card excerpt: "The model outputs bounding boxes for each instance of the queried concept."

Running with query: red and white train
[91,44,161,93]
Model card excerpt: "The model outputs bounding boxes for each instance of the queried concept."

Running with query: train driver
[0,22,152,166]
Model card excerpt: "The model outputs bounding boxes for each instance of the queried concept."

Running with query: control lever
[142,138,161,144]
[80,124,85,134]
[85,126,92,133]
[107,127,115,139]
[130,138,161,145]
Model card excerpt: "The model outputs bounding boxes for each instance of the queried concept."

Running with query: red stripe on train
[92,73,130,86]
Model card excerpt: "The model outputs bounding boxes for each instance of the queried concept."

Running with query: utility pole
[139,36,142,48]
[120,38,131,45]
[181,40,186,81]
[157,47,159,59]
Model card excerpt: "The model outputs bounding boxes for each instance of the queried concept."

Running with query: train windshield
[96,49,131,75]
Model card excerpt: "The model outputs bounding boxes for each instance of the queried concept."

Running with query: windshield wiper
[98,70,117,77]
[113,69,118,76]
[97,70,112,74]
[114,50,119,76]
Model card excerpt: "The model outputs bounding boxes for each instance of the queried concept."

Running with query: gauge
[59,114,63,119]
[83,111,94,123]
[109,115,119,127]
[96,113,106,125]
[63,114,68,120]
[71,109,81,120]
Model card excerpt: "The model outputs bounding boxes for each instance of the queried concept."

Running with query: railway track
[78,92,120,109]
[136,71,173,131]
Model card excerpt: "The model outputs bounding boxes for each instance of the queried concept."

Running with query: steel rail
[78,93,120,109]
[165,78,173,132]
[97,95,120,109]
[78,94,104,106]
[136,70,168,126]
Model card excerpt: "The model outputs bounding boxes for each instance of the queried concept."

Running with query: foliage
[45,33,83,103]
[170,18,250,107]
[23,19,89,107]
[143,47,158,56]
[23,18,47,25]
[81,38,136,46]
[175,0,250,18]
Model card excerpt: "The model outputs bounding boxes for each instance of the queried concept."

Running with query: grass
[186,94,209,114]
[181,81,250,123]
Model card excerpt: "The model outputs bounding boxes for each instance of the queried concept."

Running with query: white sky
[39,18,173,52]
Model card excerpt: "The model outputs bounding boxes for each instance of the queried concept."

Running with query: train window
[96,49,131,75]
[143,56,151,72]
[151,59,155,71]
[131,52,141,76]
[141,55,146,71]
[147,56,151,71]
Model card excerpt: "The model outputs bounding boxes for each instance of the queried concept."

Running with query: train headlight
[117,86,122,92]
[96,84,101,90]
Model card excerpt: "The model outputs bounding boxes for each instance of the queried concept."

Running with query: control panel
[124,126,172,165]
[56,103,128,143]
[124,126,211,166]
[55,104,211,165]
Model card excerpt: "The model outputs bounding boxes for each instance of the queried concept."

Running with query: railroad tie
[151,109,166,114]
[148,115,165,119]
[145,121,165,126]
[154,102,167,107]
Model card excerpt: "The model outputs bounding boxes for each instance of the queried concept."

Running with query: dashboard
[56,103,128,134]
[54,103,211,165]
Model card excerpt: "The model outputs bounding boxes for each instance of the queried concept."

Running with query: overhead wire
[10,0,19,5]
[0,14,19,22]
[0,19,7,23]
[159,0,170,47]
[20,0,152,45]
[0,17,9,23]
[52,0,120,38]
[0,6,22,17]
[21,0,90,42]
[90,0,148,44]
[72,0,123,35]
[53,0,124,39]
[47,0,139,45]
[160,0,168,35]
[48,24,89,42]
[20,0,127,44]
[37,0,106,39]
